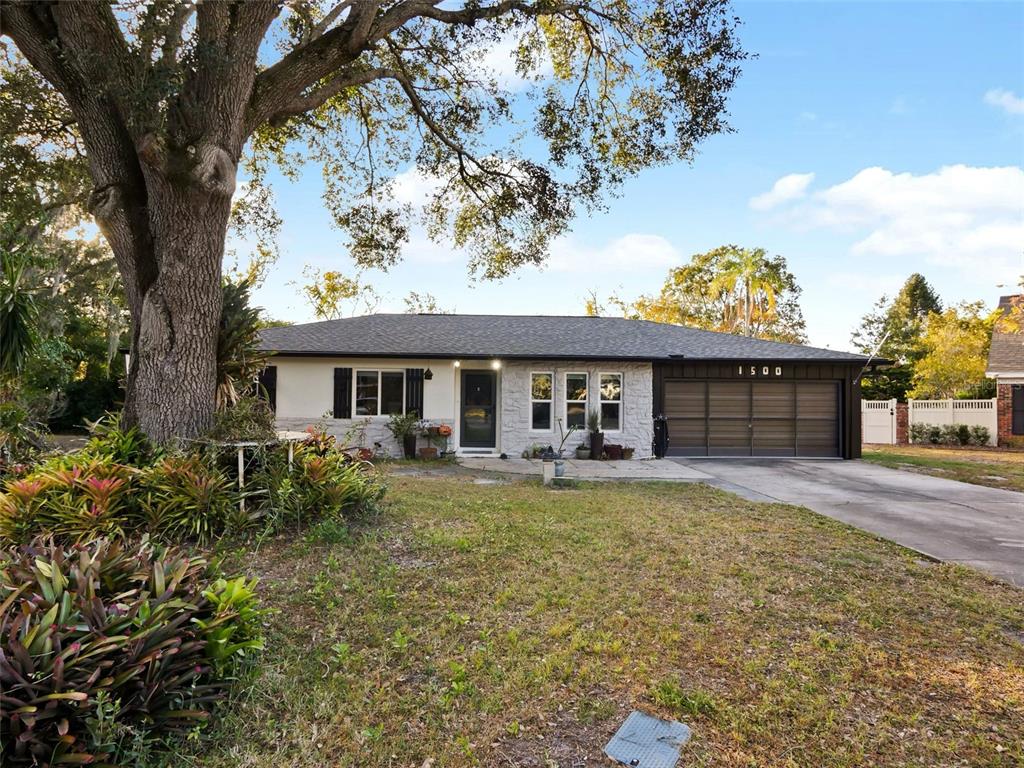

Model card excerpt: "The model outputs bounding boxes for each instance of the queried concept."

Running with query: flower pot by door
[418,446,438,460]
[403,434,417,459]
[590,432,604,459]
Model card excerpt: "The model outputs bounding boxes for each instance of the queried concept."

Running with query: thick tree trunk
[121,185,231,444]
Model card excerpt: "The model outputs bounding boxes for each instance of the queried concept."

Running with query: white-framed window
[599,372,622,432]
[530,371,553,431]
[355,370,405,416]
[564,372,588,430]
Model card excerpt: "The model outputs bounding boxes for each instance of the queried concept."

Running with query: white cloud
[984,88,1024,115]
[748,172,815,211]
[468,33,553,92]
[543,233,679,273]
[756,164,1024,276]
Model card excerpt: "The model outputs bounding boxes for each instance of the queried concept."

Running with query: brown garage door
[664,380,840,457]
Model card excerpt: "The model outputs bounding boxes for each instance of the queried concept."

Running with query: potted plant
[605,443,623,460]
[386,411,420,459]
[575,442,591,460]
[622,446,635,460]
[587,408,604,460]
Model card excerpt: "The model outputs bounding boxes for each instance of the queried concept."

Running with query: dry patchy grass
[191,475,1024,767]
[863,444,1024,493]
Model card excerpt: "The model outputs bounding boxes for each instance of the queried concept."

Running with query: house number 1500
[739,366,783,376]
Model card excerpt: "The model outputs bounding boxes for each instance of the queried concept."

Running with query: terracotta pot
[605,444,623,461]
[622,447,635,460]
[418,446,439,460]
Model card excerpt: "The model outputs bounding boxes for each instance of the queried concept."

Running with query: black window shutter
[257,365,277,412]
[333,368,352,418]
[405,368,425,416]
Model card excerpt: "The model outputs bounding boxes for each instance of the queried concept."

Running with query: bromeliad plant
[0,537,265,766]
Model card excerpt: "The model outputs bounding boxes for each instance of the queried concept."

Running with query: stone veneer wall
[499,361,654,459]
[274,416,455,458]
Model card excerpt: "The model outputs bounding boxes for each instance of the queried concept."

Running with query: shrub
[908,423,929,444]
[204,395,277,443]
[968,425,991,446]
[940,424,970,446]
[140,456,242,543]
[81,413,160,466]
[0,537,264,766]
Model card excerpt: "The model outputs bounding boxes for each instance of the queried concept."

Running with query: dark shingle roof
[259,314,870,362]
[987,295,1024,374]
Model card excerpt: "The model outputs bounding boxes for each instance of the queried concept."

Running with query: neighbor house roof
[986,294,1024,375]
[259,314,872,362]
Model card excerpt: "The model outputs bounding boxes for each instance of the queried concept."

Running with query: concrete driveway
[671,458,1024,587]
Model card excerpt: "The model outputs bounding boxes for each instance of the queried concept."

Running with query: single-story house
[985,294,1024,445]
[257,314,875,459]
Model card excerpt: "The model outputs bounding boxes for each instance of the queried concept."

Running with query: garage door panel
[796,382,838,420]
[708,419,750,455]
[668,418,707,455]
[664,381,706,418]
[797,420,838,456]
[753,419,796,456]
[752,382,795,419]
[709,382,750,418]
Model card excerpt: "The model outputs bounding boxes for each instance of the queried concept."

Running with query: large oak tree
[1,0,746,442]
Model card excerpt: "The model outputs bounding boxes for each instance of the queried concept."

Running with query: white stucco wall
[271,356,457,457]
[498,361,654,459]
[270,356,653,458]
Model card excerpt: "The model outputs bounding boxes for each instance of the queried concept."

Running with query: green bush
[0,537,264,766]
[968,425,991,446]
[81,413,160,467]
[140,455,243,543]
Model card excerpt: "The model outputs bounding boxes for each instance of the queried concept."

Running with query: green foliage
[910,423,991,447]
[0,400,46,473]
[217,278,270,410]
[0,250,38,379]
[140,456,240,544]
[852,274,942,365]
[82,412,160,467]
[385,411,420,441]
[911,302,999,399]
[205,395,277,443]
[0,537,264,767]
[859,364,914,402]
[589,246,806,342]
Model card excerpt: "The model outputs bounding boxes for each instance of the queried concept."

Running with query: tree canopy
[911,302,999,400]
[587,245,807,343]
[1,0,749,441]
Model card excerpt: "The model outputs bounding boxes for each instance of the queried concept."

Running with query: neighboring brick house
[985,295,1024,446]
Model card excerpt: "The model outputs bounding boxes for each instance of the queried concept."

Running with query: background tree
[302,267,381,319]
[910,302,998,399]
[852,273,942,400]
[1,0,746,442]
[403,291,451,314]
[587,245,806,342]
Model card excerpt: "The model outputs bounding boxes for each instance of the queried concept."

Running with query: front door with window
[461,370,497,448]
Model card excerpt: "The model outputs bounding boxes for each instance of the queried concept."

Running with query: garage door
[664,380,840,457]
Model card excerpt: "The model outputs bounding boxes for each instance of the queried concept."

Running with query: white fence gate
[862,399,897,444]
[861,398,997,446]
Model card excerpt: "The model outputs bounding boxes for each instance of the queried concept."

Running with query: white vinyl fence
[861,398,997,446]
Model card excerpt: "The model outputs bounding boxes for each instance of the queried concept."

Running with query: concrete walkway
[673,458,1024,587]
[458,456,712,481]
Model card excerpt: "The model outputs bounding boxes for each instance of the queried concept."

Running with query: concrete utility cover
[604,710,691,768]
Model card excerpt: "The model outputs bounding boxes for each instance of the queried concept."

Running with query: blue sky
[242,1,1024,351]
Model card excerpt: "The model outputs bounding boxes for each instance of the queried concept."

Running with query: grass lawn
[194,475,1024,767]
[863,444,1024,493]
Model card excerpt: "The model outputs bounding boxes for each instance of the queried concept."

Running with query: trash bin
[653,415,669,458]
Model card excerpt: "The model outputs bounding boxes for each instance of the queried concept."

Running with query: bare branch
[268,66,400,125]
